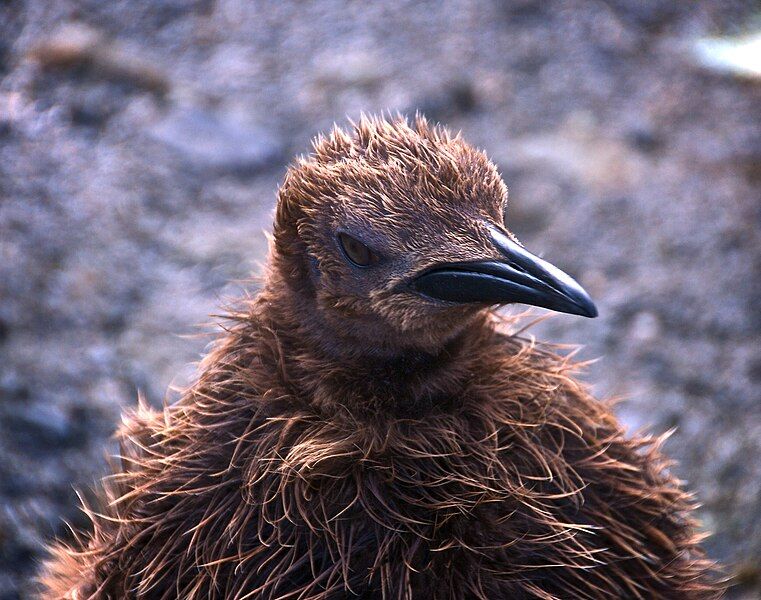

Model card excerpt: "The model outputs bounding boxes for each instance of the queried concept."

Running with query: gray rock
[5,403,76,452]
[148,107,283,175]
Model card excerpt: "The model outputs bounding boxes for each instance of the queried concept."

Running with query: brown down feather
[39,114,722,599]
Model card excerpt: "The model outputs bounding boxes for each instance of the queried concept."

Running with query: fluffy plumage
[40,115,720,599]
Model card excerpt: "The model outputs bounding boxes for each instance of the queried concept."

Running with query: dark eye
[338,233,376,267]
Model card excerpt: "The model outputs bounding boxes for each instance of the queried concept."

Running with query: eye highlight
[338,233,377,267]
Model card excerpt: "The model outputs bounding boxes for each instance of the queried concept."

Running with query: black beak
[411,227,598,318]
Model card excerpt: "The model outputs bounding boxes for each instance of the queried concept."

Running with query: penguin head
[272,115,596,353]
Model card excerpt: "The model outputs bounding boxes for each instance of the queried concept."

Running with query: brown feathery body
[40,115,721,599]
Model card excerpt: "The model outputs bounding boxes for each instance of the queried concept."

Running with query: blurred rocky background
[1,1,759,597]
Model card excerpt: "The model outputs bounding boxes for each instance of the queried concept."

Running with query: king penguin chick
[40,115,720,599]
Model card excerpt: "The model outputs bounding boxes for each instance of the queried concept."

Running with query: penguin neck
[258,267,493,416]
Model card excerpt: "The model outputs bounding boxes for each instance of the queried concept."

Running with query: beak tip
[566,290,598,318]
[581,302,599,319]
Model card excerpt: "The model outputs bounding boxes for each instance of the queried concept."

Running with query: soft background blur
[1,1,759,597]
